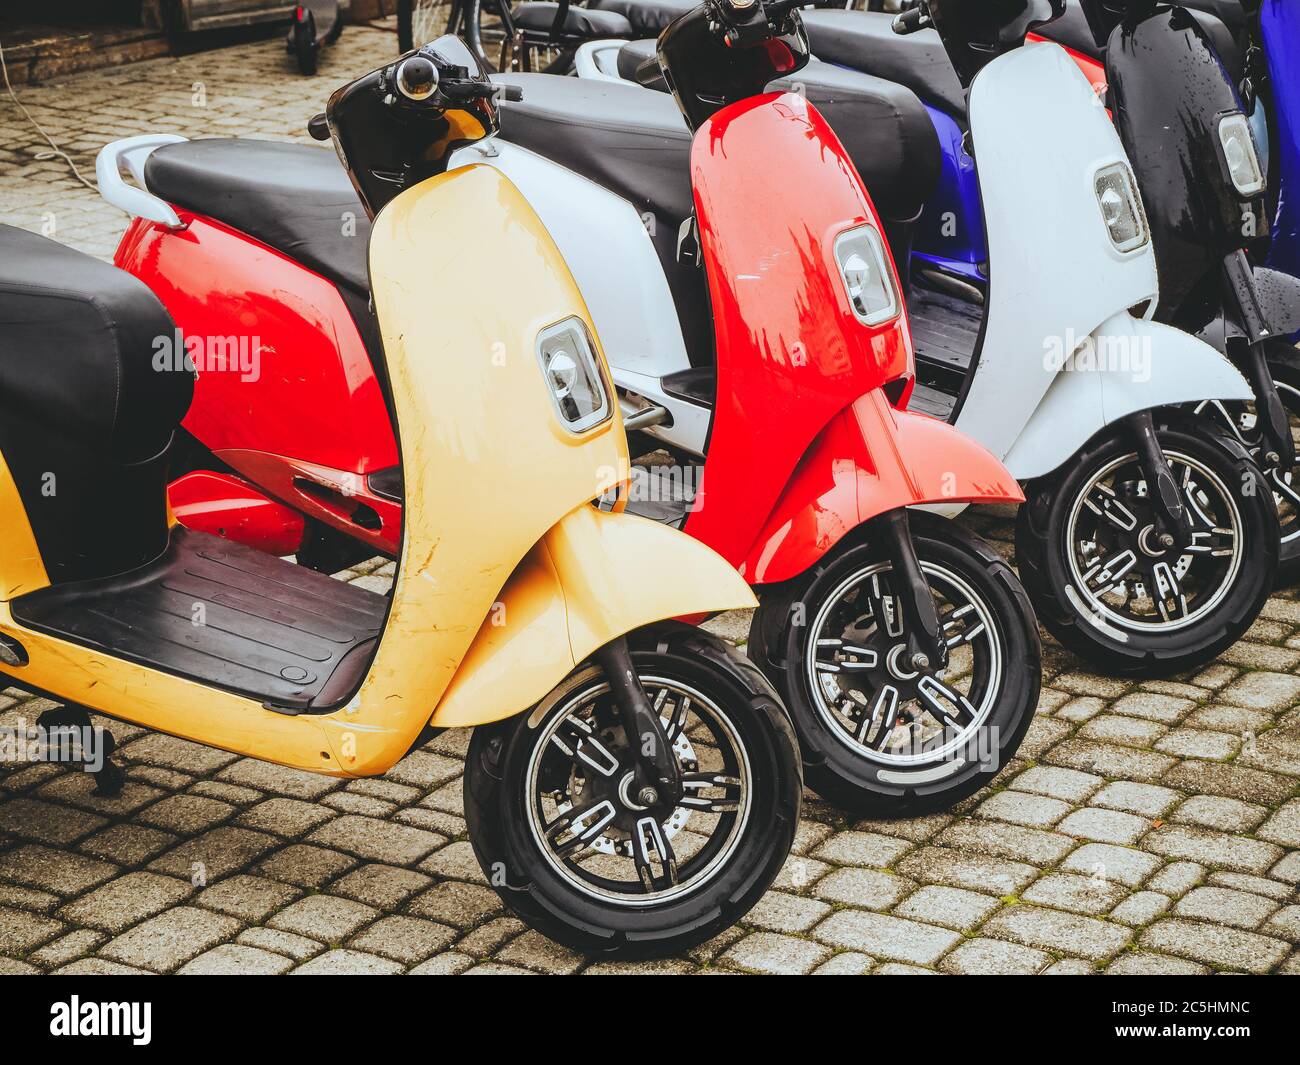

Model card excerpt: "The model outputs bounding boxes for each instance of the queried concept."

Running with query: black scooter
[1074,0,1300,579]
[288,0,344,75]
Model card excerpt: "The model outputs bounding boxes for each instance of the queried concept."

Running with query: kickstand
[35,705,124,798]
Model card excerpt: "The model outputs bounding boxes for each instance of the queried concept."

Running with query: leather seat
[801,9,966,122]
[145,138,371,295]
[511,2,633,38]
[590,0,695,37]
[0,226,193,583]
[613,40,940,228]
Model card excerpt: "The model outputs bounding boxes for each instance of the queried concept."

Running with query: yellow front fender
[430,505,756,729]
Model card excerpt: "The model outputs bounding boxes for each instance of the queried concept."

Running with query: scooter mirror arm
[876,509,947,672]
[592,638,685,807]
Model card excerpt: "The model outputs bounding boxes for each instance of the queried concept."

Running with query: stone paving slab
[0,22,1297,975]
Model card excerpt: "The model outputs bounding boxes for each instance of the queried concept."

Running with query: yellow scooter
[0,38,800,956]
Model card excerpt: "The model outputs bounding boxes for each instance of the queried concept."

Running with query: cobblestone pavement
[1,23,1298,976]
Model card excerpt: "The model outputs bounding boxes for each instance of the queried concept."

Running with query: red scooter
[99,3,1040,814]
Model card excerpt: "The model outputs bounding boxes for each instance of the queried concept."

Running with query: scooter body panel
[1001,311,1254,481]
[1105,5,1266,325]
[168,470,306,557]
[952,42,1163,467]
[740,391,1023,586]
[433,505,755,728]
[682,91,915,571]
[448,140,709,454]
[115,213,402,553]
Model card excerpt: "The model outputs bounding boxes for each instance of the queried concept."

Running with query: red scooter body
[116,212,401,558]
[684,92,1022,584]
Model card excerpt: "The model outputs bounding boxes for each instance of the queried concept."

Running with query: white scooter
[459,0,1279,676]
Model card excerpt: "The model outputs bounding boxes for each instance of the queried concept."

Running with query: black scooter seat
[145,138,372,295]
[512,2,634,37]
[589,0,696,37]
[800,9,966,123]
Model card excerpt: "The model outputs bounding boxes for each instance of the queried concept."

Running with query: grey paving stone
[812,868,914,910]
[0,905,63,954]
[1173,887,1278,930]
[217,759,340,801]
[1055,697,1109,723]
[1155,729,1241,761]
[0,797,107,845]
[893,885,1001,932]
[812,911,961,966]
[975,790,1072,828]
[1208,871,1293,900]
[255,844,358,888]
[406,880,503,929]
[28,928,108,969]
[0,843,116,896]
[1263,905,1300,941]
[1256,799,1300,848]
[1008,766,1103,803]
[895,846,1039,896]
[1059,843,1162,888]
[722,932,831,976]
[1079,715,1168,748]
[79,823,179,865]
[936,820,1075,865]
[1044,739,1177,784]
[1219,671,1300,710]
[192,874,301,923]
[1170,794,1269,833]
[1090,781,1182,818]
[235,927,324,961]
[307,814,445,866]
[1042,958,1096,975]
[810,831,913,869]
[149,826,279,881]
[417,840,485,883]
[1143,825,1283,874]
[1162,760,1295,806]
[52,958,155,976]
[1140,919,1290,974]
[871,963,937,975]
[408,953,476,975]
[940,937,1050,975]
[330,863,432,910]
[138,794,234,835]
[236,798,336,838]
[178,943,295,975]
[1108,891,1172,928]
[1106,692,1196,723]
[100,907,242,973]
[292,949,404,975]
[268,894,378,942]
[58,871,192,933]
[1021,873,1126,916]
[981,905,1131,961]
[744,890,832,934]
[1106,951,1208,975]
[1270,850,1300,885]
[1145,861,1206,898]
[1057,808,1151,845]
[349,916,457,965]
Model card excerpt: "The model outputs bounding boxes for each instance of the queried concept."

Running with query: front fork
[877,508,947,673]
[1223,249,1295,472]
[592,638,683,808]
[1128,409,1193,553]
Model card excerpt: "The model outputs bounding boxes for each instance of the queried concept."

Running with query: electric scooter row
[99,2,1043,816]
[550,0,1280,672]
[8,38,805,957]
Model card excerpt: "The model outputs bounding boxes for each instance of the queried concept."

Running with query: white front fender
[1001,312,1254,481]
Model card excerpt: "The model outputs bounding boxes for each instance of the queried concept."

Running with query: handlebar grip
[307,113,331,141]
[498,84,524,102]
[892,5,929,34]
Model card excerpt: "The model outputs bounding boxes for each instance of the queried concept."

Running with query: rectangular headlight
[1218,112,1265,197]
[1094,162,1149,254]
[833,224,899,327]
[536,317,611,434]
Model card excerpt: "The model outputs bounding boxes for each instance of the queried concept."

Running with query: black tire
[1016,417,1278,676]
[463,621,801,958]
[748,511,1041,818]
[292,18,319,75]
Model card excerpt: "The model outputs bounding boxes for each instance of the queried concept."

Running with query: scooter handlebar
[893,3,931,34]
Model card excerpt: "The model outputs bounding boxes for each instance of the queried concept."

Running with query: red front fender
[738,391,1024,585]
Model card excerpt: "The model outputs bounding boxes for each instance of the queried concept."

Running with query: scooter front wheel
[749,512,1041,818]
[1016,419,1278,676]
[463,622,801,958]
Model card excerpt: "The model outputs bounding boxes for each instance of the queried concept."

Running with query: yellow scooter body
[0,164,754,777]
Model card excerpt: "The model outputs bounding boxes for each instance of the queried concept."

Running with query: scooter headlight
[1217,112,1265,198]
[536,317,611,434]
[834,225,899,327]
[1094,162,1148,254]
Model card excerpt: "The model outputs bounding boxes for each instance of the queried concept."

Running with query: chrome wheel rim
[804,560,1003,766]
[1065,449,1243,633]
[525,675,752,907]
